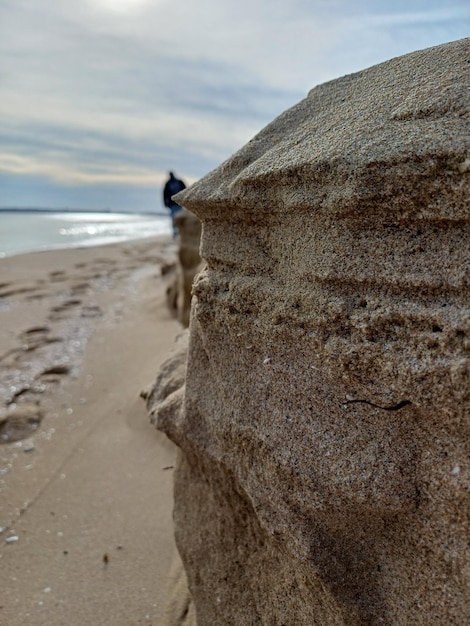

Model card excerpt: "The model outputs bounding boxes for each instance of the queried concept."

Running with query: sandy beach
[0,236,181,625]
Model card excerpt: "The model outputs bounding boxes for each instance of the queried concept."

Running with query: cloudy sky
[0,0,468,212]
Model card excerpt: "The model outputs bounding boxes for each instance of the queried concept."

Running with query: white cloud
[0,150,195,187]
[89,0,155,14]
[0,0,469,209]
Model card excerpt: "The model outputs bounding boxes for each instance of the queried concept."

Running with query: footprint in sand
[51,299,82,313]
[17,365,72,401]
[49,270,67,282]
[0,402,43,443]
[23,325,51,336]
[48,299,82,321]
[0,327,50,364]
[70,282,90,296]
[34,364,71,388]
[0,285,41,298]
[17,327,63,354]
[40,365,71,376]
[0,327,63,370]
[1,362,70,406]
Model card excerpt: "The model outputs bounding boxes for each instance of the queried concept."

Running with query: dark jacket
[163,174,186,208]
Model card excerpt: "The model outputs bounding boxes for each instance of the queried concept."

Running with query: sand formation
[149,39,470,624]
[165,208,203,328]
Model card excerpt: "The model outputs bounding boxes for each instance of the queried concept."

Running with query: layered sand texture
[151,39,470,625]
[0,237,180,625]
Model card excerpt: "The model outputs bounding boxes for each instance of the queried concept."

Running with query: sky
[0,0,468,212]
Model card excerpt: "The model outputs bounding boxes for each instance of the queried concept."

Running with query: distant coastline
[0,207,167,216]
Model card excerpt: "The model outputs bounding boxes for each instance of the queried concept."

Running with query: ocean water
[0,210,172,257]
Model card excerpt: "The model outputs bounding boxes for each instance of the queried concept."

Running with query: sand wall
[150,38,470,625]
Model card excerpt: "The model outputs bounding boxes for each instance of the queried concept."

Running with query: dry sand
[0,236,181,625]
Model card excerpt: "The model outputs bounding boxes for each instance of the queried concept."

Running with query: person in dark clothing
[163,171,186,237]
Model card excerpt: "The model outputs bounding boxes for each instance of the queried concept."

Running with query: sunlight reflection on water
[0,211,171,257]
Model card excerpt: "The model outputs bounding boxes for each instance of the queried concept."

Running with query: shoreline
[0,232,172,260]
[0,211,172,259]
[0,236,181,624]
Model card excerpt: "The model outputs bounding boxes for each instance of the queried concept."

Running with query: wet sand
[0,237,181,625]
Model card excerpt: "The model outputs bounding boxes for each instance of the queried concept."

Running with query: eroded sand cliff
[150,38,470,625]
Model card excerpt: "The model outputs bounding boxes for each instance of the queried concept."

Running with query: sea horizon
[0,206,167,216]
